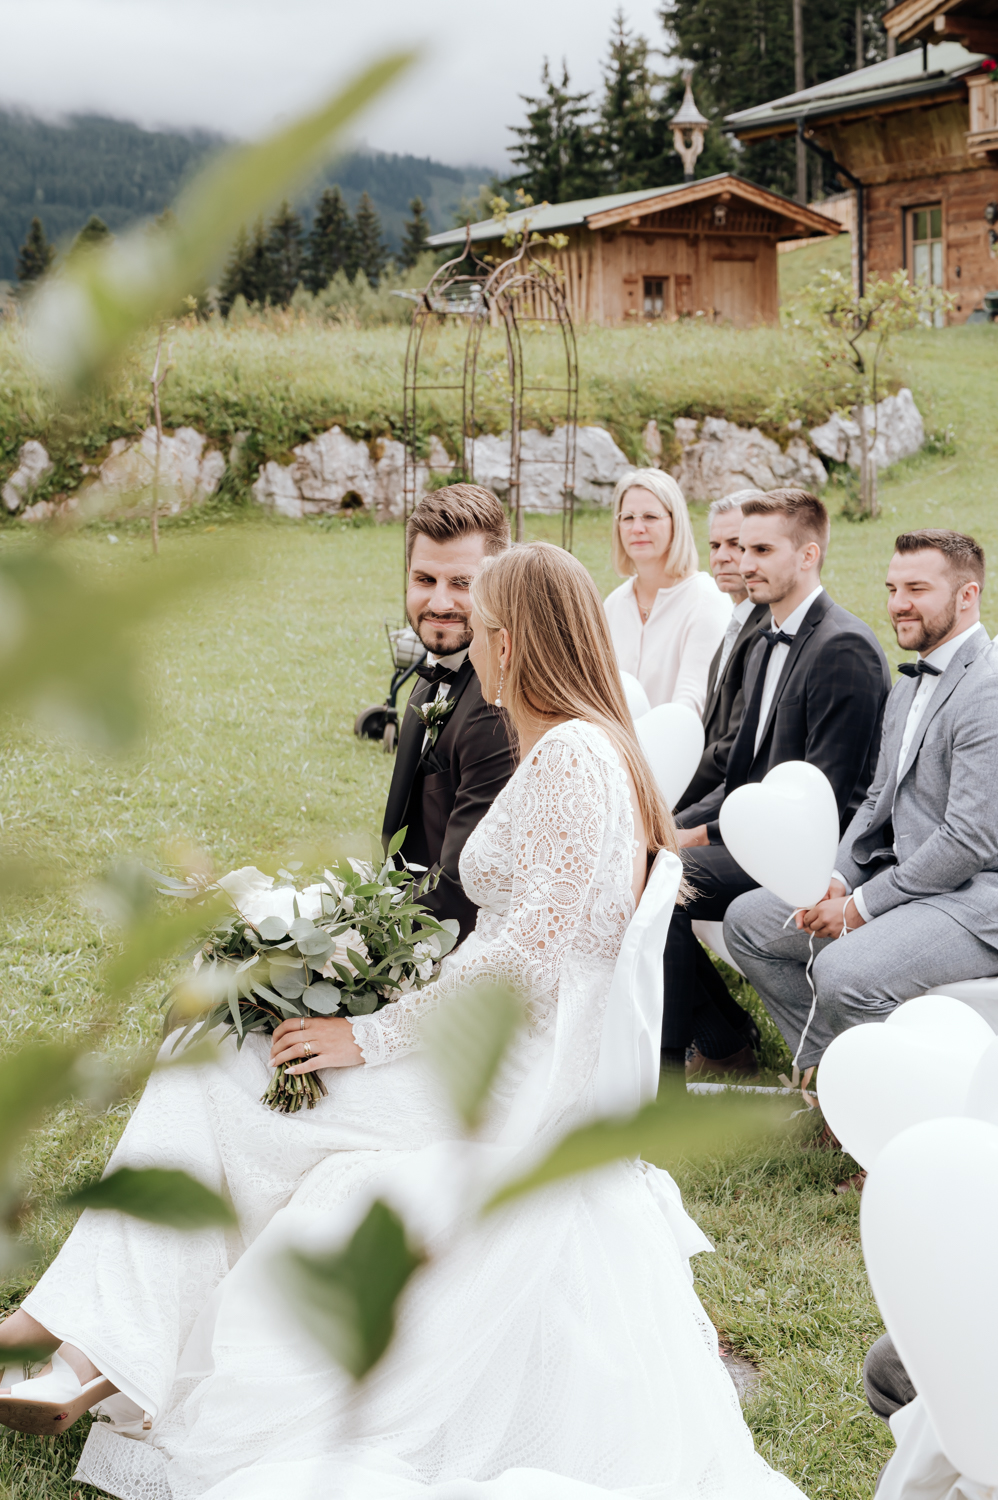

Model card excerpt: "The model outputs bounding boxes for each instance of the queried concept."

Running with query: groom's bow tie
[898,660,943,678]
[757,627,796,647]
[415,661,457,685]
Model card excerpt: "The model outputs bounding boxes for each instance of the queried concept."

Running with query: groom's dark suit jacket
[676,591,892,841]
[382,658,514,941]
[675,601,769,814]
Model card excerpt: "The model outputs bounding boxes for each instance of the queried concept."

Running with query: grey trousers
[723,889,998,1069]
[864,1335,916,1423]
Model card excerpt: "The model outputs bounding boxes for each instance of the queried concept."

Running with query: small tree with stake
[790,269,953,518]
[16,217,56,286]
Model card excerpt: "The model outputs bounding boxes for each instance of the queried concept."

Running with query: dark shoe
[739,1015,761,1052]
[685,1044,760,1082]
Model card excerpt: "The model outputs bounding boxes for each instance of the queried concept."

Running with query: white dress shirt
[420,647,469,750]
[753,586,824,755]
[716,596,755,679]
[839,620,984,923]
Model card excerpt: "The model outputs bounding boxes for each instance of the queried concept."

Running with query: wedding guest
[675,491,770,815]
[382,484,514,940]
[603,469,732,715]
[725,529,998,1073]
[664,489,890,1077]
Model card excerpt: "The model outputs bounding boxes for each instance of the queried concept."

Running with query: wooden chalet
[427,175,841,327]
[725,24,998,321]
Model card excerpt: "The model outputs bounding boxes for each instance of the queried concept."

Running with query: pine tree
[506,60,604,204]
[599,13,667,192]
[399,197,430,269]
[243,219,271,305]
[304,186,356,291]
[353,191,387,283]
[659,0,896,199]
[219,226,251,315]
[264,199,305,305]
[15,217,55,283]
[70,214,112,255]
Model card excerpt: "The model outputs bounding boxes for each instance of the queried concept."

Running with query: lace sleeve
[351,728,612,1066]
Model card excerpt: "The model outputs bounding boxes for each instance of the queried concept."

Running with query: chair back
[593,848,683,1118]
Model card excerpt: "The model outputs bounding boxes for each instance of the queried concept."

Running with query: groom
[382,484,514,940]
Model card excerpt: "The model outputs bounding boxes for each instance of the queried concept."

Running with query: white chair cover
[691,919,745,978]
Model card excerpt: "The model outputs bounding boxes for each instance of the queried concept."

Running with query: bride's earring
[495,666,505,708]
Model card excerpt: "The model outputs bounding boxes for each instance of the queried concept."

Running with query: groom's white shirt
[834,620,985,922]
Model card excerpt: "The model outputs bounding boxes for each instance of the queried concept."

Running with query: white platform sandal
[0,1350,117,1435]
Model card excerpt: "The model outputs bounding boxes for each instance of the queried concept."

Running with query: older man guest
[603,469,731,715]
[676,491,771,815]
[725,528,998,1073]
[664,489,890,1077]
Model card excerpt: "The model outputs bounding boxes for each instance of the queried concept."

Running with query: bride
[1,543,804,1500]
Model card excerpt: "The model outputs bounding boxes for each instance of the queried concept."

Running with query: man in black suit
[382,484,514,941]
[675,490,770,815]
[664,489,891,1077]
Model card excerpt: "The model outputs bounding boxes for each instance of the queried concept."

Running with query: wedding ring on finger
[303,1042,313,1059]
[300,1018,305,1031]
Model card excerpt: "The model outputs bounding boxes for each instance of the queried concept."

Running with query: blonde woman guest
[604,469,732,715]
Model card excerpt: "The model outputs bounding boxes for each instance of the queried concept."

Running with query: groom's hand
[271,1016,364,1073]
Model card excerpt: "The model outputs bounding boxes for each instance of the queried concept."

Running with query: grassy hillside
[0,312,958,512]
[779,232,853,303]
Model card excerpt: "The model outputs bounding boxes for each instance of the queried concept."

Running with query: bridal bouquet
[163,855,459,1113]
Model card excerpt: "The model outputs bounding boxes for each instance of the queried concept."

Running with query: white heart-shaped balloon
[862,1117,998,1485]
[966,1036,998,1127]
[620,672,651,722]
[635,704,706,810]
[817,1021,976,1170]
[887,994,997,1056]
[718,759,839,907]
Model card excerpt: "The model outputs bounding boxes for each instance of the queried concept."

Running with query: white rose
[216,866,274,910]
[321,929,369,978]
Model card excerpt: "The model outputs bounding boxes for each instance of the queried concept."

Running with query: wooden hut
[725,33,998,321]
[427,175,841,328]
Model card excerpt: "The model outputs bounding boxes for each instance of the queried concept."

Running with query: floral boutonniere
[412,694,456,747]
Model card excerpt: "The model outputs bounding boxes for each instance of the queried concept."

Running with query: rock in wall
[809,388,925,472]
[671,417,829,501]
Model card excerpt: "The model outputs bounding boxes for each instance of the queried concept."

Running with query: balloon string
[778,896,858,1089]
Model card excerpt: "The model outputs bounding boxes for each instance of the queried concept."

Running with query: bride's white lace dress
[24,720,805,1500]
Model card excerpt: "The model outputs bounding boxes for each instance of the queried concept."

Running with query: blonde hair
[471,542,679,859]
[610,469,699,580]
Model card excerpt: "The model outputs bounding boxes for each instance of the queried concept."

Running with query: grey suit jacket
[836,628,998,949]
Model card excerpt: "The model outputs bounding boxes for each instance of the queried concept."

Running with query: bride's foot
[0,1346,118,1436]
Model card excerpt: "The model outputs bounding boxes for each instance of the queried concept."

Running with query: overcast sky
[0,0,674,170]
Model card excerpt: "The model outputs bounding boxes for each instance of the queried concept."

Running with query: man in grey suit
[725,529,998,1071]
[675,491,770,814]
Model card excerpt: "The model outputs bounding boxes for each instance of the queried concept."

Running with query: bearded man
[382,484,513,940]
[725,528,998,1069]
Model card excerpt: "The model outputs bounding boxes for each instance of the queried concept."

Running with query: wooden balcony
[967,74,998,158]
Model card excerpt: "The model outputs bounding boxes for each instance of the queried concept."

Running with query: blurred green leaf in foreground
[283,1199,425,1380]
[61,1167,236,1231]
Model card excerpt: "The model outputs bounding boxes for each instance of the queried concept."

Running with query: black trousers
[863,1334,916,1423]
[663,843,759,1056]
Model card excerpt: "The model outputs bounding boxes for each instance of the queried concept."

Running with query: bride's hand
[270,1017,364,1073]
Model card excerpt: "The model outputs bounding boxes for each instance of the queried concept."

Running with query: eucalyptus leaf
[281,1199,424,1380]
[62,1166,237,1230]
[386,826,408,859]
[270,968,307,1000]
[297,930,335,960]
[290,918,316,938]
[347,993,379,1016]
[257,916,290,942]
[485,1081,791,1213]
[422,982,525,1132]
[303,982,342,1015]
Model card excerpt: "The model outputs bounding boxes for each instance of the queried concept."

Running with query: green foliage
[61,1166,236,1230]
[353,190,388,284]
[507,60,604,203]
[15,219,55,286]
[70,215,112,257]
[305,186,357,290]
[487,1077,790,1211]
[422,981,526,1130]
[27,51,414,391]
[399,196,430,269]
[283,1199,425,1380]
[661,0,904,199]
[263,200,305,306]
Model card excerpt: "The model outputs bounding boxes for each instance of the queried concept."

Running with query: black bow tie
[898,660,943,678]
[415,660,456,685]
[757,627,796,647]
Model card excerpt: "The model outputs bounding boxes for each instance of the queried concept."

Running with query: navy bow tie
[897,660,943,679]
[757,627,796,647]
[415,660,455,685]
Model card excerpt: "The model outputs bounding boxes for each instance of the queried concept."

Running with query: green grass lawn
[1,322,995,1498]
